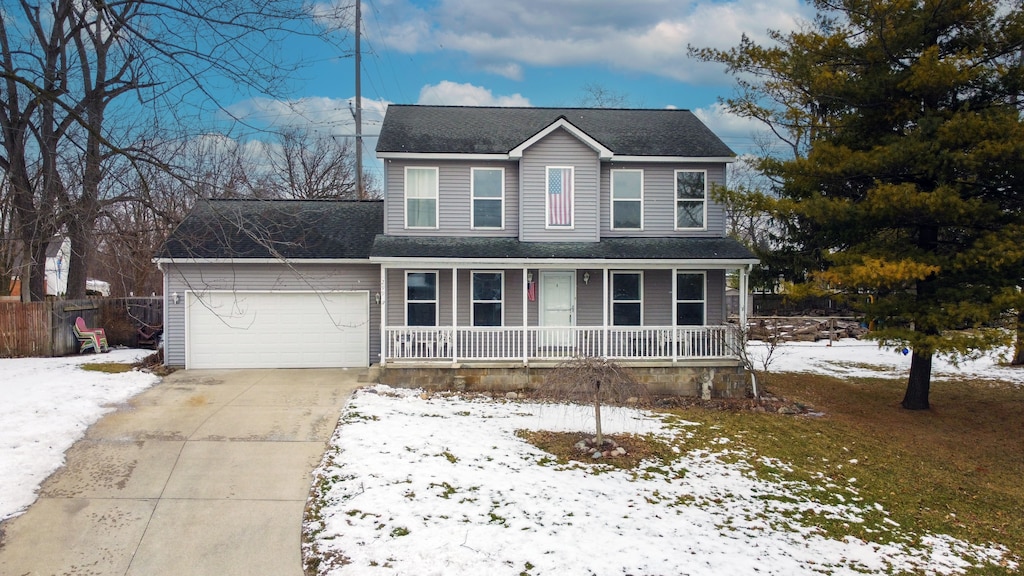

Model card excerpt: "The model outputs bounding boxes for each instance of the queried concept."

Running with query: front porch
[370,236,758,397]
[383,325,741,363]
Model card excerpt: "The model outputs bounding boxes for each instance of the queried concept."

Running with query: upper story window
[611,272,642,326]
[675,170,707,230]
[471,271,503,326]
[675,271,705,326]
[405,167,438,229]
[472,168,504,229]
[406,271,438,326]
[546,166,574,228]
[611,170,643,230]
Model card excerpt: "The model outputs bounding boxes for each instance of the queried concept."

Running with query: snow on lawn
[0,349,159,521]
[306,384,1018,576]
[749,338,1024,384]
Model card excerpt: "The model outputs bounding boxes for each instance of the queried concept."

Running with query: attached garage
[157,200,384,369]
[185,291,369,369]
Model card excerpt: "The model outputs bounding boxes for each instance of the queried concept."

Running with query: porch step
[358,364,382,384]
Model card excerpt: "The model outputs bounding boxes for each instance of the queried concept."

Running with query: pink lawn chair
[74,316,109,353]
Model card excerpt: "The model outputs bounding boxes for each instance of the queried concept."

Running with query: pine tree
[694,0,1024,409]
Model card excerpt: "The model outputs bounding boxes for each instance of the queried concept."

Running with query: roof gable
[157,199,383,260]
[509,117,613,159]
[376,105,735,159]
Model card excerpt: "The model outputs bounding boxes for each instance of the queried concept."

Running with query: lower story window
[472,271,503,326]
[407,271,437,326]
[675,272,705,325]
[611,272,642,325]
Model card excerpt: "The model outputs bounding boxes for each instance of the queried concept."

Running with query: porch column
[522,267,529,365]
[452,267,458,363]
[739,264,750,341]
[379,264,387,366]
[602,267,609,359]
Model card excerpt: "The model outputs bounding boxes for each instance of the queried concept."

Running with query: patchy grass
[515,430,679,470]
[515,371,1024,573]
[753,368,1024,557]
[79,362,133,374]
[677,372,1024,571]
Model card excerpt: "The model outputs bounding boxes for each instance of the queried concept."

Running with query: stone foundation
[377,361,751,399]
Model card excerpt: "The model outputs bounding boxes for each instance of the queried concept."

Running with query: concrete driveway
[0,368,366,576]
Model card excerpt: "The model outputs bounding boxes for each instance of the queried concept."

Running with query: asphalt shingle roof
[370,235,757,261]
[376,105,736,158]
[157,199,383,260]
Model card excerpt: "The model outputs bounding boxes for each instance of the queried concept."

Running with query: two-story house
[156,105,758,396]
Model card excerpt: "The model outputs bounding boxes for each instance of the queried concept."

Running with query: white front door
[539,271,575,350]
[540,271,575,326]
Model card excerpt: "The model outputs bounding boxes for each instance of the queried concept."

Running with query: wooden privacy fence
[0,297,163,358]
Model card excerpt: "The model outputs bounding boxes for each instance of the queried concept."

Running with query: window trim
[470,167,505,230]
[673,270,706,326]
[470,270,504,327]
[610,169,644,230]
[404,166,439,230]
[610,271,643,326]
[674,169,708,231]
[545,165,575,230]
[405,270,439,326]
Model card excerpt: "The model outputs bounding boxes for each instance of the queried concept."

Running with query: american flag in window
[547,167,573,226]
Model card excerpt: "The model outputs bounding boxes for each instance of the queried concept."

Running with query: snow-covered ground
[306,342,1023,576]
[0,349,158,521]
[749,338,1024,384]
[2,342,1020,574]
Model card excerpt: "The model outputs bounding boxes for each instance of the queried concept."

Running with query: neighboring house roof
[7,236,67,269]
[376,105,736,158]
[157,199,384,260]
[370,236,757,263]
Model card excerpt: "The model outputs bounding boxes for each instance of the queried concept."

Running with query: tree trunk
[1013,309,1024,366]
[65,217,94,299]
[593,380,603,447]
[902,350,932,410]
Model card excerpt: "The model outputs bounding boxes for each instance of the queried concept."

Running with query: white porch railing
[383,325,741,363]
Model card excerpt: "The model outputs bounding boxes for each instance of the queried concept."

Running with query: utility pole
[354,0,363,199]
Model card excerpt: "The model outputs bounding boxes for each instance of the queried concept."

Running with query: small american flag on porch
[548,167,573,226]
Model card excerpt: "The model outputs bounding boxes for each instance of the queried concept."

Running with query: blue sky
[221,0,816,180]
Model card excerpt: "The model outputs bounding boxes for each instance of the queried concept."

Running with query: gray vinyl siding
[163,262,381,366]
[519,129,600,242]
[383,159,519,237]
[706,269,726,324]
[576,269,602,326]
[600,162,727,237]
[386,268,453,326]
[643,270,673,325]
[387,268,527,327]
[453,269,526,326]
[380,266,730,329]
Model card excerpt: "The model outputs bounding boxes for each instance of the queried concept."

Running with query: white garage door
[186,291,369,369]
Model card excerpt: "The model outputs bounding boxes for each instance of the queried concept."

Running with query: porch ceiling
[369,235,758,266]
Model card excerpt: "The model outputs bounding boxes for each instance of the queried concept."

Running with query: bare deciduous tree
[546,356,648,449]
[265,129,377,200]
[0,0,352,300]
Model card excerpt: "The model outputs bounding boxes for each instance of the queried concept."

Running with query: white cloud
[225,96,391,137]
[364,0,813,83]
[222,95,392,181]
[692,101,771,155]
[417,81,531,106]
[482,62,524,81]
